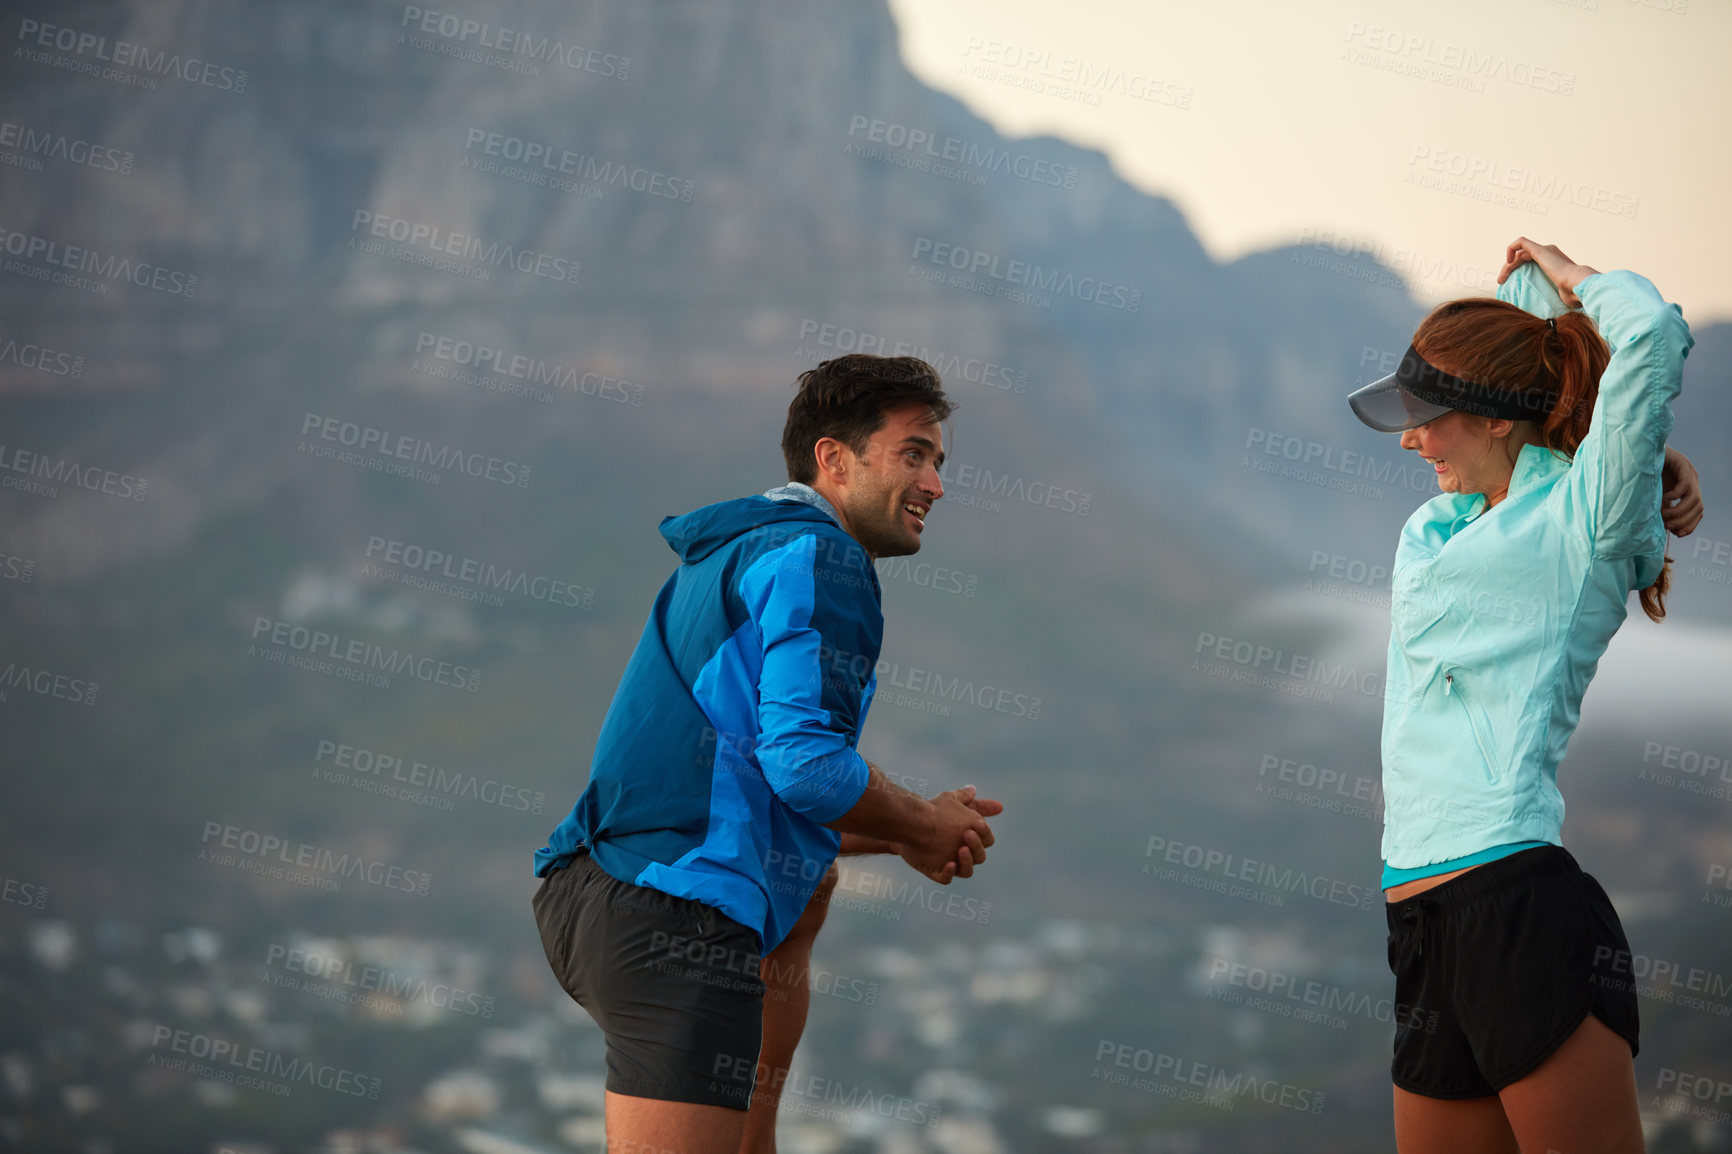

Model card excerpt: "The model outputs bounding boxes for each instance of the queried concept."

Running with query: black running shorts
[532,850,767,1110]
[1384,844,1639,1099]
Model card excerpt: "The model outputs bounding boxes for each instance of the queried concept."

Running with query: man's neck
[804,480,869,558]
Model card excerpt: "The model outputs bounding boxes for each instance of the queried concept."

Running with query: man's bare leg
[739,864,840,1154]
[606,1092,747,1154]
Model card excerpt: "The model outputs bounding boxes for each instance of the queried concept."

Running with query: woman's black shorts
[532,850,766,1111]
[1384,844,1639,1099]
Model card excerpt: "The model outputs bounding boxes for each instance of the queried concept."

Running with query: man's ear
[812,436,849,486]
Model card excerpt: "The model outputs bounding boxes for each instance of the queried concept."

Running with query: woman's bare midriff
[1383,862,1482,903]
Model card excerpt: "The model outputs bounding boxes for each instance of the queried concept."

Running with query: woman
[1346,237,1704,1154]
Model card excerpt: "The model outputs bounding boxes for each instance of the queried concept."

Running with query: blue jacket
[1380,266,1692,869]
[534,487,880,949]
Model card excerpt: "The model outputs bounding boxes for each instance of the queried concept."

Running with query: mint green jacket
[1380,265,1693,869]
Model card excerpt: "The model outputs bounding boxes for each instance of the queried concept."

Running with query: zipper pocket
[1444,671,1500,782]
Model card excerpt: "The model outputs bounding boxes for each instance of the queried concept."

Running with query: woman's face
[1398,410,1519,499]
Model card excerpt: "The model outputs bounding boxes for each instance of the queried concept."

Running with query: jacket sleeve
[736,532,876,824]
[1496,260,1569,321]
[1548,271,1690,560]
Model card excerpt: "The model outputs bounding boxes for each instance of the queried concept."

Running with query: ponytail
[1536,311,1605,455]
[1413,300,1671,621]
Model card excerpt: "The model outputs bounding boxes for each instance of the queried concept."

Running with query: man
[532,353,1002,1153]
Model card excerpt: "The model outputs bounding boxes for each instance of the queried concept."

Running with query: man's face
[833,405,946,559]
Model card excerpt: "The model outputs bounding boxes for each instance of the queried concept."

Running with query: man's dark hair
[781,355,955,483]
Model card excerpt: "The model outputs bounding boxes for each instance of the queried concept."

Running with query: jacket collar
[1446,443,1565,526]
[761,481,842,526]
[1509,441,1568,496]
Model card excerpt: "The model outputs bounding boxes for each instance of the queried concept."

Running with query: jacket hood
[660,496,839,563]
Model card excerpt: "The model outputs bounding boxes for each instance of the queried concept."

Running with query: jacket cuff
[778,747,871,825]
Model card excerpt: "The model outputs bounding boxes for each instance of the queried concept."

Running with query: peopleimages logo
[909,237,1141,311]
[830,863,992,924]
[148,1025,380,1099]
[312,739,546,815]
[957,39,1195,109]
[846,116,1078,189]
[936,459,1089,516]
[15,19,249,92]
[249,616,483,693]
[348,210,580,285]
[1343,21,1576,96]
[413,332,642,405]
[0,443,147,501]
[0,660,99,706]
[199,821,433,895]
[711,1056,943,1127]
[0,335,85,378]
[1591,946,1732,1016]
[796,317,1028,394]
[1204,957,1439,1033]
[1191,630,1387,706]
[298,412,532,489]
[0,227,197,297]
[263,944,495,1018]
[462,129,693,202]
[1406,145,1640,219]
[817,643,1043,720]
[1144,834,1379,912]
[1092,1040,1324,1114]
[1,873,48,911]
[0,119,133,175]
[363,535,594,610]
[399,6,630,78]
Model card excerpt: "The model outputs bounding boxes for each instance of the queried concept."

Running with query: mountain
[2,2,1728,1150]
[6,0,1726,582]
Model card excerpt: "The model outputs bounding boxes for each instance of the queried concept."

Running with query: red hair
[1413,298,1669,622]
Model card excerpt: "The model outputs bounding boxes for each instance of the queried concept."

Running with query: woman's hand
[1662,446,1704,537]
[1496,238,1600,308]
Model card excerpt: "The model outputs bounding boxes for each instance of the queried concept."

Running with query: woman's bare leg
[1394,1085,1520,1154]
[1497,1015,1643,1154]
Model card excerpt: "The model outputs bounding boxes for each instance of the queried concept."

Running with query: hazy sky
[888,0,1731,321]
